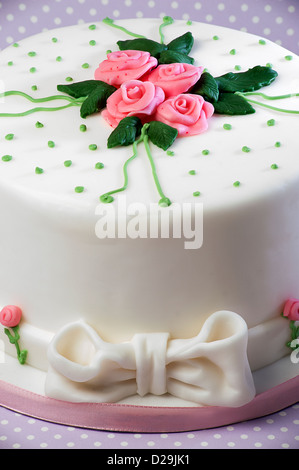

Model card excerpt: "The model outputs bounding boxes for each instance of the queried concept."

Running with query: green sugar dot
[95,162,104,169]
[29,67,36,73]
[234,65,241,71]
[223,123,232,130]
[166,150,174,156]
[266,62,273,68]
[35,167,44,174]
[48,140,55,148]
[89,144,97,151]
[213,35,219,40]
[267,119,275,126]
[233,180,241,187]
[275,141,281,147]
[2,155,12,162]
[82,63,90,68]
[259,39,266,45]
[202,149,210,155]
[31,85,38,91]
[5,133,14,140]
[65,76,73,82]
[75,186,84,193]
[242,146,251,153]
[230,48,236,55]
[7,61,13,66]
[271,163,278,169]
[13,43,19,47]
[80,124,87,132]
[106,49,112,54]
[89,40,96,46]
[35,121,44,128]
[52,37,58,43]
[193,191,201,197]
[64,160,72,167]
[89,24,96,30]
[56,56,62,62]
[189,170,196,175]
[28,51,37,57]
[285,55,293,61]
[186,20,192,25]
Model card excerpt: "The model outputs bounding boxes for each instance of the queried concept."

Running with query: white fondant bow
[46,311,255,407]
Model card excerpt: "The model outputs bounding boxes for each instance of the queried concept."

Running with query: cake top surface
[0,18,298,216]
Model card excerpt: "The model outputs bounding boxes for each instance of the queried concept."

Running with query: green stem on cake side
[159,16,174,44]
[100,124,171,207]
[237,91,299,114]
[4,326,27,365]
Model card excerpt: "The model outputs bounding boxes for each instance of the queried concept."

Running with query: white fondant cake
[0,18,298,415]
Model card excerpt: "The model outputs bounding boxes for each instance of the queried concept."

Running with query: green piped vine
[0,16,298,206]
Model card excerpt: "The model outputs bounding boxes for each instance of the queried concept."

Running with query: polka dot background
[0,0,298,450]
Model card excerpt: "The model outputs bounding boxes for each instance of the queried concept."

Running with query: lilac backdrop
[0,0,298,450]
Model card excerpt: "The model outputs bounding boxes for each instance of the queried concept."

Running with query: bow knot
[46,311,256,407]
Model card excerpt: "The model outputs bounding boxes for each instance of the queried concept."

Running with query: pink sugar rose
[145,63,203,98]
[94,50,158,88]
[283,298,299,321]
[0,305,22,328]
[102,79,165,128]
[154,93,214,137]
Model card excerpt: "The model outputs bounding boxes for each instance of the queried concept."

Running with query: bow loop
[46,311,256,407]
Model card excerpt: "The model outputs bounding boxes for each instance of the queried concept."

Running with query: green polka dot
[106,49,112,54]
[64,160,72,167]
[275,141,281,147]
[31,85,38,91]
[186,20,192,25]
[242,146,251,153]
[267,119,275,126]
[35,121,44,128]
[166,150,174,156]
[193,191,201,197]
[285,55,293,61]
[89,40,96,46]
[213,35,219,40]
[89,144,97,151]
[223,123,232,130]
[56,56,62,62]
[29,67,36,73]
[266,62,273,68]
[7,61,13,66]
[189,170,196,175]
[35,167,44,174]
[271,163,278,169]
[95,162,104,169]
[65,76,73,82]
[5,133,14,140]
[51,37,58,43]
[259,39,266,45]
[229,49,236,55]
[2,155,12,162]
[234,65,241,71]
[89,24,96,30]
[28,51,37,57]
[75,186,84,193]
[82,63,89,69]
[48,140,55,148]
[202,149,210,155]
[233,180,241,187]
[80,124,87,132]
[13,43,19,47]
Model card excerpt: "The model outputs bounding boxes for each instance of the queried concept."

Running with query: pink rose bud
[154,93,214,137]
[145,63,204,98]
[102,79,165,128]
[95,50,158,87]
[0,305,22,327]
[283,298,299,321]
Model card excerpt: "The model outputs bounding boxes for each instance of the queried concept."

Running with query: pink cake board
[0,375,298,433]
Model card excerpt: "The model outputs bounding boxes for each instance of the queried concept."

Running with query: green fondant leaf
[167,32,194,55]
[117,38,167,58]
[79,82,117,118]
[215,66,278,93]
[57,80,106,98]
[107,116,143,148]
[147,121,178,150]
[213,92,255,115]
[191,72,219,102]
[158,50,194,65]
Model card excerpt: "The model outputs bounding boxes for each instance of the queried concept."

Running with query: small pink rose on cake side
[102,79,165,127]
[94,50,158,87]
[154,93,214,137]
[283,298,299,321]
[145,63,203,98]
